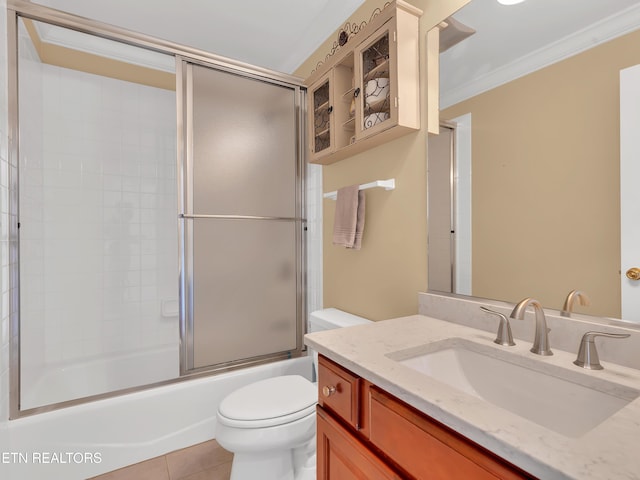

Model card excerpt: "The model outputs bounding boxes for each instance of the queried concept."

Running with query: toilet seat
[217,375,317,429]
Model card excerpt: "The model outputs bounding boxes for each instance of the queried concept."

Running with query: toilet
[215,308,372,480]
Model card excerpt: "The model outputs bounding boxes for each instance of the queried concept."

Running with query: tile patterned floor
[89,440,232,480]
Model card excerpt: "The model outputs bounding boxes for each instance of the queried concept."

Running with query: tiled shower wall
[306,163,323,317]
[18,48,178,407]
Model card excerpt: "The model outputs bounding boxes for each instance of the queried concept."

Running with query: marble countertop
[304,315,640,480]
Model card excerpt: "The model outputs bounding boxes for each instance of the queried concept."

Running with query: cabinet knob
[327,105,333,114]
[626,267,640,280]
[354,87,361,98]
[322,385,336,397]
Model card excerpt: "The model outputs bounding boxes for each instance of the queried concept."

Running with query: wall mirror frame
[428,0,640,324]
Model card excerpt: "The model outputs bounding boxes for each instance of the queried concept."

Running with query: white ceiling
[441,0,640,107]
[31,0,640,92]
[36,0,365,74]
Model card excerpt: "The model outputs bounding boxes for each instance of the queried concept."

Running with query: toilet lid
[218,375,316,428]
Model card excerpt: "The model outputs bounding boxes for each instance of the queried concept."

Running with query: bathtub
[21,345,181,410]
[3,355,313,480]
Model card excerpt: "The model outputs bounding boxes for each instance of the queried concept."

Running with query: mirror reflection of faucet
[480,306,515,346]
[561,289,590,317]
[510,297,553,356]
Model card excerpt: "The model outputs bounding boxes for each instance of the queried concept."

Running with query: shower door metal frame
[6,0,307,419]
[177,58,308,375]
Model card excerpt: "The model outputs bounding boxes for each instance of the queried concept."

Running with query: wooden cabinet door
[368,387,533,480]
[317,406,402,480]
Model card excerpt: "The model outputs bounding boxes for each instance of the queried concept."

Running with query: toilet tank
[308,308,372,381]
[308,308,372,333]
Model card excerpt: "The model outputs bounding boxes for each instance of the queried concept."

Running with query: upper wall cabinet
[306,0,423,165]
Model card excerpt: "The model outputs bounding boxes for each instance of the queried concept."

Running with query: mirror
[431,0,640,320]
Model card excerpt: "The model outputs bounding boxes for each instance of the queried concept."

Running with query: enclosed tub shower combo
[2,1,319,478]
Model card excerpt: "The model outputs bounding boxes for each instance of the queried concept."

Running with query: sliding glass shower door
[181,62,305,372]
[15,17,180,412]
[9,3,307,417]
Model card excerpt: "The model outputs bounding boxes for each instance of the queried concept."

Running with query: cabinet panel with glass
[305,0,422,165]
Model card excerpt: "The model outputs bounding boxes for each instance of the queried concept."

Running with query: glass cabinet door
[357,25,394,137]
[310,76,332,156]
[334,54,356,150]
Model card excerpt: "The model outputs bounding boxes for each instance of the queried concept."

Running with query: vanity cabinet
[306,0,422,165]
[317,407,402,479]
[317,355,534,480]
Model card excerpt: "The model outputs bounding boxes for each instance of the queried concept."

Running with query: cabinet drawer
[317,355,360,429]
[369,387,533,480]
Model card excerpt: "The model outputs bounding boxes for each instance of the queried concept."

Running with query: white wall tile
[306,164,323,317]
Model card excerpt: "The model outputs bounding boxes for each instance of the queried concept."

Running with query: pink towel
[332,185,366,250]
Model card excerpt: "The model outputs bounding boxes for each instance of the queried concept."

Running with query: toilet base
[230,451,293,480]
[294,453,316,480]
[229,438,316,480]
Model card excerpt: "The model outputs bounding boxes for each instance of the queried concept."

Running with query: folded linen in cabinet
[332,185,365,250]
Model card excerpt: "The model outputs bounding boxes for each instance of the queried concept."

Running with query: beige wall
[24,19,175,90]
[442,29,640,318]
[295,0,468,320]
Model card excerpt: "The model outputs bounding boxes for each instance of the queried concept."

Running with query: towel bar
[323,179,395,200]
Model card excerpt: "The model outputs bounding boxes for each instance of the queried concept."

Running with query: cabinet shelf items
[305,0,422,165]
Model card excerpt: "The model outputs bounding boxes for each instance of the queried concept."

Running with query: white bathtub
[21,345,181,410]
[3,355,313,480]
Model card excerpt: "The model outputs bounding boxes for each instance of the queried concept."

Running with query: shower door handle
[179,213,305,222]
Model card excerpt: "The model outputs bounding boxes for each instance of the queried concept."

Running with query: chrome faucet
[561,289,590,317]
[510,297,553,356]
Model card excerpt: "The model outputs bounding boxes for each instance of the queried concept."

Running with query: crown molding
[441,4,640,109]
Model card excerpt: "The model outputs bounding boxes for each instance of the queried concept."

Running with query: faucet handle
[573,331,630,370]
[480,306,515,346]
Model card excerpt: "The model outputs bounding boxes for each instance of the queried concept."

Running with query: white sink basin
[389,339,639,437]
